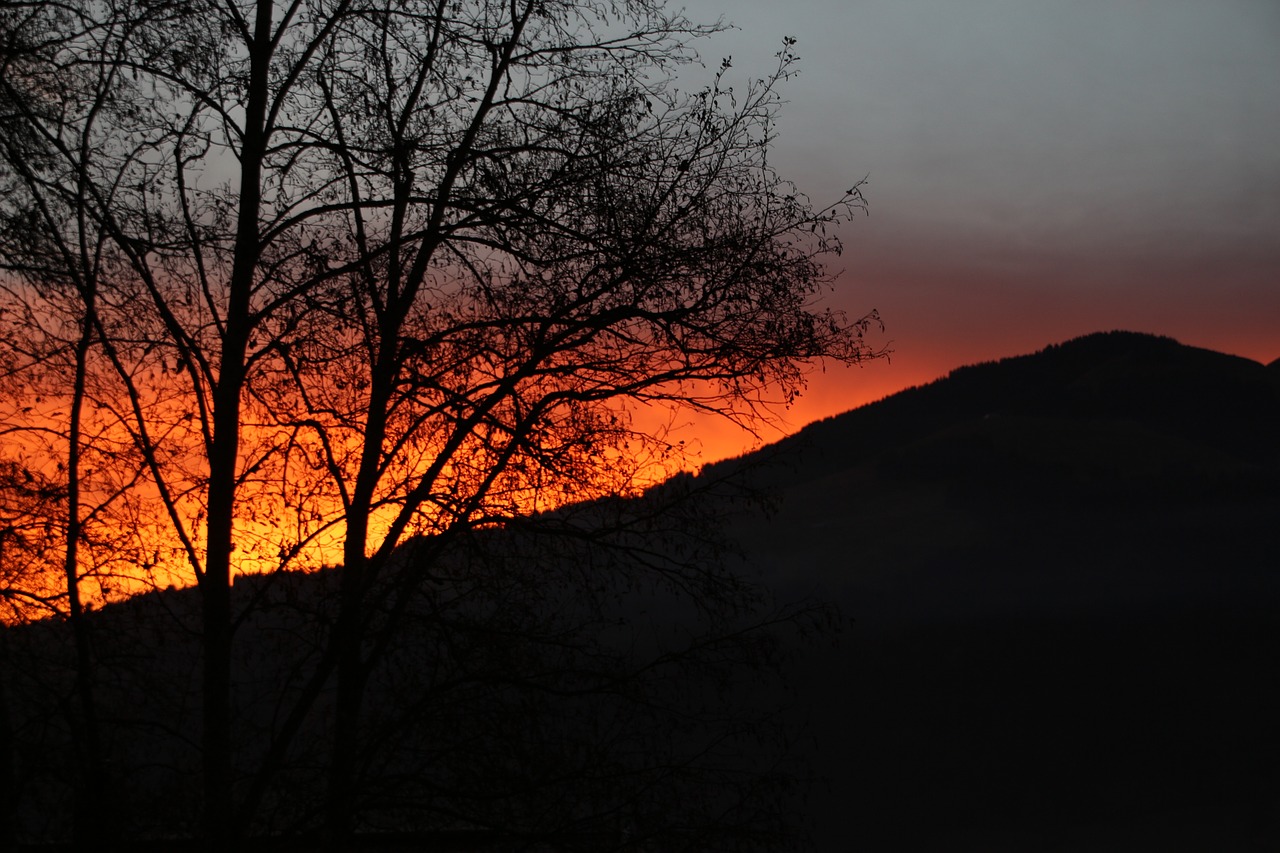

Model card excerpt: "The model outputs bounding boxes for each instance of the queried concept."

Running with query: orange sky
[678,254,1280,466]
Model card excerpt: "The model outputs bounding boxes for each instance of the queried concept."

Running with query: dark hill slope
[718,330,1280,493]
[718,331,1280,618]
[715,331,1280,850]
[6,332,1276,851]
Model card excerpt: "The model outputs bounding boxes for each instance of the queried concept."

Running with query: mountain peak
[710,330,1280,489]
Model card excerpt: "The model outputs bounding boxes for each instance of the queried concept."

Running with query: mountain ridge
[6,330,1278,850]
[721,330,1280,617]
[719,331,1280,850]
[706,330,1280,493]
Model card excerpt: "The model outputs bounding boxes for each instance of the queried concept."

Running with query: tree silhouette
[1,0,880,848]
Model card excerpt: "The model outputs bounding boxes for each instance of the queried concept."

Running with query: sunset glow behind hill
[4,0,1278,606]
[668,0,1280,464]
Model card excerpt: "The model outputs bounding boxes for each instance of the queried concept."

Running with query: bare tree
[1,0,882,848]
[0,5,164,841]
[270,10,878,844]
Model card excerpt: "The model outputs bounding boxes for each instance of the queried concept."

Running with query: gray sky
[672,0,1280,448]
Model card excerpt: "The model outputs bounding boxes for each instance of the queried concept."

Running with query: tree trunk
[0,595,14,853]
[323,388,389,849]
[200,1,274,846]
[324,550,366,850]
[65,297,114,849]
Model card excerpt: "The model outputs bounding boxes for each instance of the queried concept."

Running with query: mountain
[5,331,1278,851]
[713,331,1280,850]
[722,330,1280,618]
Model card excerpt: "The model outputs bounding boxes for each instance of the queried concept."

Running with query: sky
[668,0,1280,462]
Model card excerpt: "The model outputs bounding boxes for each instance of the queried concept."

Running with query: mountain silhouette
[720,330,1280,616]
[713,331,1280,850]
[5,331,1277,851]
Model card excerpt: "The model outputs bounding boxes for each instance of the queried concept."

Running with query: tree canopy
[0,0,881,848]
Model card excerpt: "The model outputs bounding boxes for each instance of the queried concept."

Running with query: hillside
[723,330,1280,618]
[5,331,1278,851]
[716,331,1280,850]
